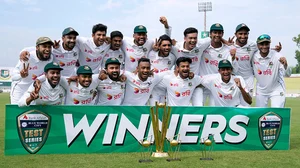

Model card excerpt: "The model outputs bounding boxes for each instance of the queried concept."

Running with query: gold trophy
[150,102,171,157]
[138,135,153,163]
[166,134,181,162]
[200,134,215,160]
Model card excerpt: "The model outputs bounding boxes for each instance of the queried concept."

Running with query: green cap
[257,34,271,44]
[105,58,121,67]
[235,23,250,32]
[76,65,93,75]
[210,23,224,31]
[134,25,147,33]
[218,59,233,68]
[44,62,63,72]
[62,27,79,36]
[36,37,54,46]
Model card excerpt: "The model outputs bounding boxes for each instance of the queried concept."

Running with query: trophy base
[139,159,153,163]
[200,157,213,160]
[166,158,181,162]
[151,152,169,157]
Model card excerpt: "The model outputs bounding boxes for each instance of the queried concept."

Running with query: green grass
[1,93,300,168]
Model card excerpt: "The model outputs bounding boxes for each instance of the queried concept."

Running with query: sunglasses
[258,34,271,40]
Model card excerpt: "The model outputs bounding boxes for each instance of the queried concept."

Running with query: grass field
[1,93,300,168]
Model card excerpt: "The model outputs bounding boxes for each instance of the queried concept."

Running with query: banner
[5,105,291,155]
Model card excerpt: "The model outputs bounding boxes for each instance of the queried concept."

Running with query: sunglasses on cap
[258,34,271,40]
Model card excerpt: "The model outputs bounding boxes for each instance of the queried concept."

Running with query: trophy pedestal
[200,158,213,160]
[152,152,169,157]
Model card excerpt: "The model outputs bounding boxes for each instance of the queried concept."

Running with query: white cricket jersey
[18,79,66,107]
[122,71,164,105]
[234,40,257,78]
[11,50,53,98]
[172,38,211,75]
[96,77,125,105]
[199,74,248,107]
[148,50,176,100]
[160,72,201,106]
[76,37,110,73]
[59,74,101,105]
[200,44,239,76]
[122,28,172,72]
[52,40,80,76]
[252,50,285,95]
[101,49,125,70]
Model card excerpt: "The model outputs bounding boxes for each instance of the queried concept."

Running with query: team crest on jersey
[59,93,64,98]
[218,54,222,58]
[230,86,234,90]
[143,48,148,52]
[147,81,152,86]
[188,82,192,87]
[121,84,125,89]
[74,52,77,56]
[269,61,273,68]
[168,61,171,65]
[194,49,199,53]
[101,50,105,53]
[280,92,284,96]
[119,55,123,59]
[247,47,251,52]
[90,89,94,94]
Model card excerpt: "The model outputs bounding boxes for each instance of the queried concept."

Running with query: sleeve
[20,46,35,53]
[59,76,70,89]
[238,76,249,93]
[165,26,172,37]
[11,61,22,81]
[156,76,167,89]
[18,84,35,107]
[197,75,214,90]
[284,67,292,77]
[37,74,46,82]
[197,37,211,50]
[76,36,86,48]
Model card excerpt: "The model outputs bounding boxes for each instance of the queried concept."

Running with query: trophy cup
[166,134,181,162]
[138,135,153,163]
[150,102,171,157]
[200,134,215,160]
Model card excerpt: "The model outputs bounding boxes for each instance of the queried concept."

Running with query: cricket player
[171,27,211,106]
[122,16,171,72]
[76,24,110,73]
[232,23,282,106]
[101,31,125,70]
[159,57,204,106]
[148,34,176,105]
[18,62,65,106]
[52,27,80,76]
[96,58,125,105]
[198,59,252,107]
[122,58,167,106]
[252,34,288,107]
[200,23,239,106]
[10,37,54,104]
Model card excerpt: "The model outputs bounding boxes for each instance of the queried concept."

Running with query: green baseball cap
[76,65,93,75]
[62,27,79,36]
[257,34,271,44]
[44,62,63,72]
[105,58,121,67]
[134,25,147,33]
[218,59,233,68]
[210,23,224,32]
[235,23,250,32]
[36,37,54,46]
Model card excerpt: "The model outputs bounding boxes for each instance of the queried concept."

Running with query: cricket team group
[9,16,290,108]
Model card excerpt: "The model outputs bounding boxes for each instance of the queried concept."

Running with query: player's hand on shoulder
[118,74,127,82]
[20,51,30,61]
[230,47,237,61]
[99,69,108,81]
[67,76,79,86]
